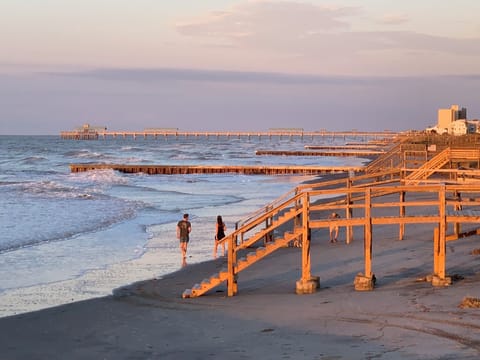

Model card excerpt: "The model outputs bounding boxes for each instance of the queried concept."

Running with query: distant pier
[61,129,398,141]
[69,164,363,175]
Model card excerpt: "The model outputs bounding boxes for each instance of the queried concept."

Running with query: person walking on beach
[177,213,191,263]
[213,215,226,259]
[329,212,340,243]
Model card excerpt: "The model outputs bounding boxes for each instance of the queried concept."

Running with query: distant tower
[438,105,467,130]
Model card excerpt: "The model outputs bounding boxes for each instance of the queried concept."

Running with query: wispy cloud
[377,13,409,25]
[175,1,480,57]
[176,1,359,44]
[57,67,480,86]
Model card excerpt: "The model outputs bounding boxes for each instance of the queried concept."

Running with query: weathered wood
[438,185,447,280]
[305,144,385,150]
[364,188,372,279]
[433,227,440,275]
[301,193,311,282]
[255,150,382,157]
[399,191,405,240]
[69,163,363,175]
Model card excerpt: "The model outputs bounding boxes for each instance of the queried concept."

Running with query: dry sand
[1,184,480,359]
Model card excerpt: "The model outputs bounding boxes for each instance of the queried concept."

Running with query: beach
[2,200,480,360]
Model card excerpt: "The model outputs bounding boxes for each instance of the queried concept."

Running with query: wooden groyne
[69,164,362,175]
[304,145,385,150]
[255,150,383,157]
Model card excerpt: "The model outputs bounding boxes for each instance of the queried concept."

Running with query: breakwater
[69,164,363,175]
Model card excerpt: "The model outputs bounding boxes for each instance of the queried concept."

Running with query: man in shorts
[177,213,192,262]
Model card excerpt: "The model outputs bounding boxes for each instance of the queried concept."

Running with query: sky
[1,0,479,135]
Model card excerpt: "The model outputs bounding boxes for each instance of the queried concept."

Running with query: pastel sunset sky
[1,0,479,134]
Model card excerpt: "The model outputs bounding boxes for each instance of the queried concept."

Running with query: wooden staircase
[364,142,403,173]
[182,198,305,298]
[404,147,451,183]
[182,228,302,298]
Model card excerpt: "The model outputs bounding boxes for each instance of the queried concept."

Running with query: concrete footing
[354,273,375,291]
[296,276,320,294]
[431,275,452,287]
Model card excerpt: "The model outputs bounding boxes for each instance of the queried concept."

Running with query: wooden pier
[69,164,363,175]
[61,129,399,141]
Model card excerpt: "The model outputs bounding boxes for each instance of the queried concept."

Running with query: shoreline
[0,174,318,318]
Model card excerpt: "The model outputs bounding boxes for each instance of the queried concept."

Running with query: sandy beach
[1,198,480,360]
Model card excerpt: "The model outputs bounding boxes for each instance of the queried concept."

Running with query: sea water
[0,135,368,316]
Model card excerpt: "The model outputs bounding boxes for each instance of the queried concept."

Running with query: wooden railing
[183,169,480,298]
[404,147,452,182]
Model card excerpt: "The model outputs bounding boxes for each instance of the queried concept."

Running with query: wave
[0,194,144,253]
[13,180,97,199]
[68,169,130,186]
[21,156,47,164]
[63,149,112,161]
[120,146,146,152]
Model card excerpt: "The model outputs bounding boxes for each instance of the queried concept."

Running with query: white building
[449,120,476,135]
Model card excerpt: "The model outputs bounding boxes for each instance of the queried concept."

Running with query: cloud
[62,67,370,85]
[55,67,480,87]
[175,1,480,58]
[377,13,409,25]
[176,1,359,44]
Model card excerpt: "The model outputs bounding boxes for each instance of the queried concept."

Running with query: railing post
[433,227,439,275]
[227,236,236,296]
[364,188,372,278]
[399,191,405,240]
[437,185,447,280]
[431,184,451,286]
[265,205,273,243]
[354,185,375,290]
[453,190,461,236]
[295,192,318,294]
[346,179,353,244]
[439,185,446,279]
[301,193,311,282]
[227,234,237,296]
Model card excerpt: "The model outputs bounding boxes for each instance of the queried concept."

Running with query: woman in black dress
[214,215,226,258]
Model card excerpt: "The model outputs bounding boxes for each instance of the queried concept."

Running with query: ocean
[0,134,368,317]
